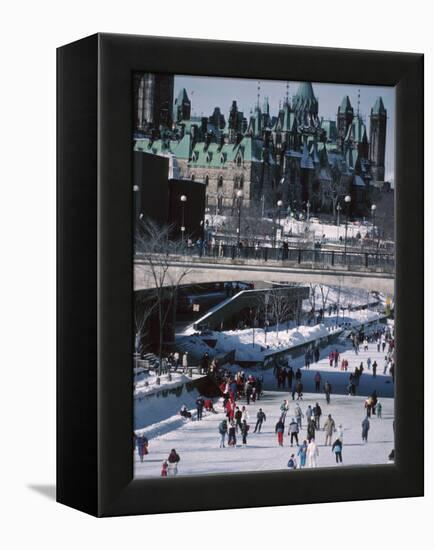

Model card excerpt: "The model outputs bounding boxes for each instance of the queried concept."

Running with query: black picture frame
[57,33,424,517]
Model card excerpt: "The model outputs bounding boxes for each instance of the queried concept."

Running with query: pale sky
[174,75,395,183]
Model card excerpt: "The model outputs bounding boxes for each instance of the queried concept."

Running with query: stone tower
[133,73,174,132]
[173,88,191,123]
[337,95,354,146]
[369,97,387,181]
[228,100,243,143]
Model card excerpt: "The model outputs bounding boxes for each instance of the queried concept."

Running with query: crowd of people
[134,322,394,475]
[156,350,222,375]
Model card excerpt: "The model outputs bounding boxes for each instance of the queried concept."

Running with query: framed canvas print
[57,33,424,517]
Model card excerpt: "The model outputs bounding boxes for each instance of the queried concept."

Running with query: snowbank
[176,309,382,364]
[134,380,201,431]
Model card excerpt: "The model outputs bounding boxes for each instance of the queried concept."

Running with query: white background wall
[0,0,431,546]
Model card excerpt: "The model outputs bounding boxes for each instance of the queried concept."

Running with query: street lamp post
[344,194,351,259]
[180,194,187,244]
[336,202,342,240]
[371,204,377,241]
[133,185,140,221]
[276,199,283,247]
[236,189,243,247]
[336,202,341,225]
[306,200,311,224]
[203,207,210,243]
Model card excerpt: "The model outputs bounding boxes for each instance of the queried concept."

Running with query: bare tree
[135,219,191,370]
[248,302,262,348]
[307,283,318,325]
[268,288,295,339]
[322,163,346,218]
[134,293,157,355]
[214,203,274,247]
[253,291,271,344]
[318,284,330,321]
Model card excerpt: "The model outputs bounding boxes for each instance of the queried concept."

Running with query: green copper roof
[294,82,315,100]
[172,134,192,159]
[371,97,386,115]
[339,95,353,112]
[292,82,318,116]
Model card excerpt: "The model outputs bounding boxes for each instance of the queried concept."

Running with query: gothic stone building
[133,74,387,217]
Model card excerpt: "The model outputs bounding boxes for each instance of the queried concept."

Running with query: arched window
[205,175,209,186]
[218,175,223,188]
[239,175,244,189]
[191,174,195,181]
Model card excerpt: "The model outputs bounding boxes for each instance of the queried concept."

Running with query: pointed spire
[357,89,360,116]
[339,95,353,113]
[294,82,315,100]
[292,82,318,120]
[371,97,386,115]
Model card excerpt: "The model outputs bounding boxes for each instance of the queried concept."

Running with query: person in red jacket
[225,399,235,421]
[275,417,285,446]
[204,398,216,412]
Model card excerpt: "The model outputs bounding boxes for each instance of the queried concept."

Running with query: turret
[173,88,191,123]
[369,97,387,181]
[337,95,354,146]
[292,82,319,125]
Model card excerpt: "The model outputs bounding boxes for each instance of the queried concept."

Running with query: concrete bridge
[134,254,395,294]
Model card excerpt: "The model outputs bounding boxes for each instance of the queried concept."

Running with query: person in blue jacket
[297,440,308,468]
[332,438,343,464]
[287,454,297,470]
[196,396,204,420]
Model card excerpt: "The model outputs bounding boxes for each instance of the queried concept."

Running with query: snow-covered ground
[282,216,371,241]
[305,284,387,310]
[177,309,382,362]
[197,323,338,362]
[134,392,394,478]
[134,340,394,478]
[205,213,373,242]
